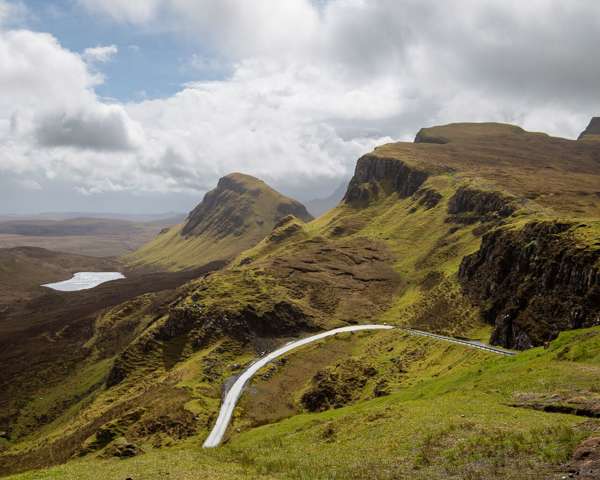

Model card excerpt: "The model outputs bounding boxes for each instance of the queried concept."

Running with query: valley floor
[7,326,600,480]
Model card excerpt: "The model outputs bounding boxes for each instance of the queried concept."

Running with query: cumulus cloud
[78,0,600,138]
[34,104,140,151]
[0,28,142,180]
[82,44,118,63]
[0,29,100,113]
[2,0,600,210]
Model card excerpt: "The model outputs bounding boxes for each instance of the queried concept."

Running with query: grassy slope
[4,124,600,478]
[127,223,235,272]
[8,327,600,479]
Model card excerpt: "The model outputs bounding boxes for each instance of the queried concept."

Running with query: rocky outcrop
[300,359,377,412]
[459,222,600,349]
[578,117,600,140]
[413,187,442,209]
[344,155,429,207]
[567,436,600,479]
[267,215,305,243]
[447,187,515,224]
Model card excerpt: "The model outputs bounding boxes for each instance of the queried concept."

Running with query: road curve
[203,324,515,448]
[401,328,516,356]
[202,324,393,448]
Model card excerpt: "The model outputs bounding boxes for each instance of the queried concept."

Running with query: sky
[0,0,599,214]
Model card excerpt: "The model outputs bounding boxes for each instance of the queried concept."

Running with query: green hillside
[2,122,599,479]
[7,328,600,479]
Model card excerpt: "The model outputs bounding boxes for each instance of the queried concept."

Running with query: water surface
[42,272,125,292]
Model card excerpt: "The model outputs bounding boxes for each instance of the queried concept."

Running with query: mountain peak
[129,173,313,270]
[578,117,600,140]
[182,173,312,237]
[217,172,266,190]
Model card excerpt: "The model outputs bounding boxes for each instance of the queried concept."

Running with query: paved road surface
[401,328,516,356]
[203,324,515,448]
[203,324,393,448]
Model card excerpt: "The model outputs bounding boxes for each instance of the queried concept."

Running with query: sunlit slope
[8,326,600,479]
[3,122,599,478]
[127,173,313,271]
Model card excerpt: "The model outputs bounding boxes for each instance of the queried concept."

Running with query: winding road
[202,324,515,448]
[202,324,393,448]
[401,328,516,356]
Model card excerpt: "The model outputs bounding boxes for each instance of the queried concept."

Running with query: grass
[5,125,600,478]
[7,440,274,480]
[9,358,113,443]
[8,327,600,479]
[219,327,600,479]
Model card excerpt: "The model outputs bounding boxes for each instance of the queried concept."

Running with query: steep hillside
[3,121,600,479]
[578,117,600,141]
[128,173,313,271]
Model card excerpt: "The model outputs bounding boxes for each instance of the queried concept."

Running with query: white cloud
[2,0,600,207]
[0,29,143,182]
[77,0,600,138]
[83,44,118,63]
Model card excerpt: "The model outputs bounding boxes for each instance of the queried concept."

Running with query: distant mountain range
[0,212,186,223]
[304,180,350,217]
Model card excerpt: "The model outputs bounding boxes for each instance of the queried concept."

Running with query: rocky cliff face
[459,222,600,349]
[344,154,429,207]
[578,117,600,140]
[447,187,516,224]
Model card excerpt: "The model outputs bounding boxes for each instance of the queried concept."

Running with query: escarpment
[344,155,429,207]
[459,222,600,349]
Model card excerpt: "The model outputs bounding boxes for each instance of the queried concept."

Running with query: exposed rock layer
[459,222,600,349]
[344,155,429,207]
[447,187,515,224]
